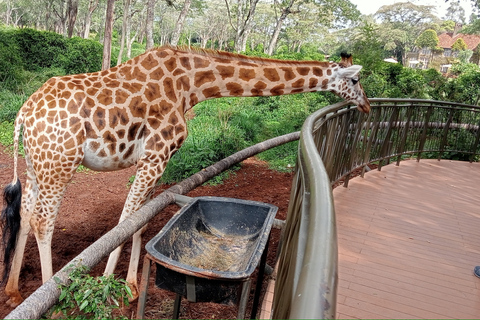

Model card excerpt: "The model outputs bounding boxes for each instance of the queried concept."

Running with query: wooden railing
[272,98,480,319]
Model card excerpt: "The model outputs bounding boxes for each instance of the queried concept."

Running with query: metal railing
[272,98,480,319]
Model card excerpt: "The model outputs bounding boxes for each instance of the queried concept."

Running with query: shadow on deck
[334,159,480,319]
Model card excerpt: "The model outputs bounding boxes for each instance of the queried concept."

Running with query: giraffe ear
[338,65,363,78]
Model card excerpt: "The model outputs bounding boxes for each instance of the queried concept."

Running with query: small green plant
[51,265,132,320]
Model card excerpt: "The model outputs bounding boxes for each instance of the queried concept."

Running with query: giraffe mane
[151,45,332,67]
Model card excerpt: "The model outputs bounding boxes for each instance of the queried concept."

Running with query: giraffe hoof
[127,283,139,302]
[6,295,23,308]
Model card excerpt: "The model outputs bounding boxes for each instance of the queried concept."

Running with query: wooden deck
[334,159,480,319]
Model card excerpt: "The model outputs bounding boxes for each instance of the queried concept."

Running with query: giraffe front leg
[104,160,162,300]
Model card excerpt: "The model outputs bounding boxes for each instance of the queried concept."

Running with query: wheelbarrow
[136,195,278,319]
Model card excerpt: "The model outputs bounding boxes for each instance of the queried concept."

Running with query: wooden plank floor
[334,159,480,319]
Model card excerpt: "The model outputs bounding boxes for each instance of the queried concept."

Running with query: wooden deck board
[334,159,480,319]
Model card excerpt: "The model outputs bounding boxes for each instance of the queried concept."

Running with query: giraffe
[1,46,370,307]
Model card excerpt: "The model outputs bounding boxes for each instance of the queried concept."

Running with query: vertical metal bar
[438,108,454,160]
[250,236,270,319]
[173,294,182,319]
[237,279,252,320]
[396,106,413,166]
[469,117,480,162]
[136,255,152,320]
[361,108,381,177]
[378,106,399,170]
[344,112,365,187]
[185,275,196,302]
[417,106,433,161]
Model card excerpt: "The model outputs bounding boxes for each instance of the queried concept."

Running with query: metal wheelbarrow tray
[145,196,277,306]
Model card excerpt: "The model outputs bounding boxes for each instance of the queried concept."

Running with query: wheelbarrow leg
[237,279,252,319]
[136,255,152,319]
[173,293,182,319]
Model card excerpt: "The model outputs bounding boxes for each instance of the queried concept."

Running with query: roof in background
[438,32,480,50]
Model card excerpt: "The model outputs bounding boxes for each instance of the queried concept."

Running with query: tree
[225,0,260,52]
[117,0,131,65]
[266,0,299,56]
[66,0,78,38]
[416,29,439,50]
[102,0,115,70]
[452,37,468,51]
[375,2,437,64]
[145,0,155,50]
[82,0,99,39]
[444,0,466,23]
[170,0,192,46]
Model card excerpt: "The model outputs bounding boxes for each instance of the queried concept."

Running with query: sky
[349,0,474,20]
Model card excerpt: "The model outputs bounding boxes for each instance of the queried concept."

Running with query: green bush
[14,28,68,71]
[58,36,103,74]
[51,265,132,320]
[160,108,246,183]
[0,90,27,122]
[0,27,24,91]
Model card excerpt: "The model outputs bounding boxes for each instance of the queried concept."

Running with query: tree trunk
[66,0,78,38]
[83,0,99,39]
[117,0,131,65]
[266,1,296,56]
[102,0,115,70]
[170,0,192,46]
[228,0,259,53]
[145,0,155,50]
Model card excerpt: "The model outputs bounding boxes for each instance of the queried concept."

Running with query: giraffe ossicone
[1,46,370,307]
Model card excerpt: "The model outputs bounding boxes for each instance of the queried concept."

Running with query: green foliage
[0,90,26,122]
[0,27,23,91]
[445,63,480,105]
[452,37,468,51]
[51,265,132,320]
[160,101,247,183]
[57,37,103,74]
[415,29,439,49]
[0,27,102,94]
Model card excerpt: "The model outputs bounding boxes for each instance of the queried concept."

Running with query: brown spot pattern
[194,70,216,87]
[226,82,244,96]
[164,57,177,72]
[216,65,235,80]
[194,57,210,68]
[264,68,280,82]
[163,78,177,103]
[280,67,296,81]
[292,79,305,88]
[180,57,191,70]
[271,84,285,95]
[203,86,222,99]
[239,68,256,82]
[297,67,310,76]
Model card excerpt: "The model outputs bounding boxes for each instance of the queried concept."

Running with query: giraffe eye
[351,78,359,85]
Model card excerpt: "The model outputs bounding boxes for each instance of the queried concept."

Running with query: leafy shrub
[160,108,246,183]
[51,265,132,320]
[58,37,103,74]
[14,28,68,71]
[0,90,27,122]
[0,27,24,91]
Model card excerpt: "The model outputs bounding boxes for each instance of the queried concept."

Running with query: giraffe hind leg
[1,179,22,286]
[4,164,38,307]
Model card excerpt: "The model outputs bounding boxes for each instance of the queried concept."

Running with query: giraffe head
[330,53,370,113]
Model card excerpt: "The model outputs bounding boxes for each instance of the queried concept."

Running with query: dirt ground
[0,145,294,319]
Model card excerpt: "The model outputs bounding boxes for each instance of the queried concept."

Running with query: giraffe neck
[120,47,339,113]
[179,49,338,111]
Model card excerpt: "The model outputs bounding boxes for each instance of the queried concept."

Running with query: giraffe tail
[1,113,24,286]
